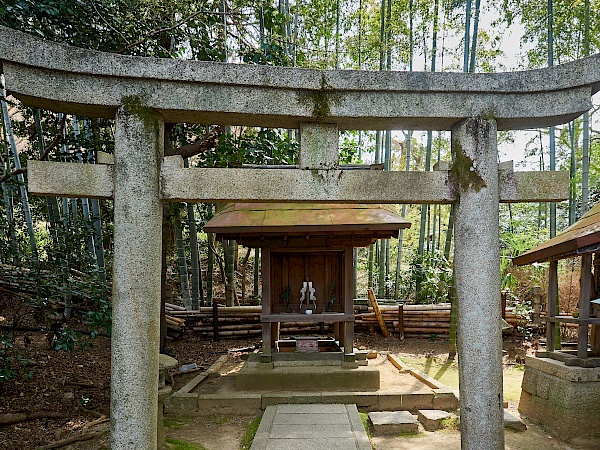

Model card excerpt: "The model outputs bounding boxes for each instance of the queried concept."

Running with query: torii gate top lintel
[1,25,599,131]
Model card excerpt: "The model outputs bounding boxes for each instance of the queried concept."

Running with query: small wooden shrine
[204,203,411,364]
[513,203,600,366]
[513,203,600,437]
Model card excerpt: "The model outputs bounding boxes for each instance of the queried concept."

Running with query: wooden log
[203,317,260,324]
[169,310,262,317]
[402,327,450,333]
[193,323,259,332]
[0,411,69,425]
[165,302,187,311]
[165,315,186,324]
[379,303,451,311]
[404,333,450,338]
[165,317,185,327]
[197,325,328,338]
[367,288,390,338]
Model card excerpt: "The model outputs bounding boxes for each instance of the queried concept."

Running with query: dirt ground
[2,288,599,449]
[167,412,600,450]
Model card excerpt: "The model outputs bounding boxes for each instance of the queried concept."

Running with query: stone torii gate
[1,25,599,450]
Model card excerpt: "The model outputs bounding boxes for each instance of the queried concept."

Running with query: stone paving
[249,404,371,450]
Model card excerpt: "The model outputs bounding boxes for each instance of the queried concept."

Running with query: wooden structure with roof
[204,203,410,363]
[513,203,600,367]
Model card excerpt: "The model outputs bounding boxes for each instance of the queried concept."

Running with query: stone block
[269,423,352,439]
[520,368,537,394]
[518,357,600,438]
[236,364,380,391]
[163,393,198,415]
[503,410,527,431]
[400,393,435,412]
[198,393,261,415]
[320,392,378,409]
[261,393,322,408]
[368,411,419,435]
[276,403,348,414]
[417,409,452,431]
[273,412,349,425]
[298,123,339,170]
[432,389,459,411]
[377,394,402,411]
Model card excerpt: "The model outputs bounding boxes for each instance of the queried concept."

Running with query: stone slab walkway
[249,404,372,450]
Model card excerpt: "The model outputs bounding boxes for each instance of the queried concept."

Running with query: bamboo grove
[0,0,599,341]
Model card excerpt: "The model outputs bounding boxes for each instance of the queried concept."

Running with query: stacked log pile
[163,302,525,339]
[355,303,523,338]
[504,309,521,328]
[165,304,330,338]
[355,303,451,337]
[164,303,187,335]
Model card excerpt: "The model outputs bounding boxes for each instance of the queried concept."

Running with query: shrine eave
[203,203,410,243]
[513,203,600,266]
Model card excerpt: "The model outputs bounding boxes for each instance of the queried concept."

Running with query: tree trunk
[33,110,60,246]
[174,213,192,310]
[0,87,37,262]
[184,161,202,309]
[207,204,215,306]
[1,118,18,262]
[73,117,98,265]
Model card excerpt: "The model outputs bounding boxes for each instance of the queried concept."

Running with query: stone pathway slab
[250,403,371,450]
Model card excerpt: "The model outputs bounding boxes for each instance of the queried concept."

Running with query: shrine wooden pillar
[344,245,355,361]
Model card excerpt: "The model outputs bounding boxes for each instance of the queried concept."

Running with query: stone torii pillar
[111,104,164,449]
[452,118,503,449]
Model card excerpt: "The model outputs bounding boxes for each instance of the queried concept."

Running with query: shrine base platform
[236,352,380,391]
[164,353,459,416]
[519,355,600,438]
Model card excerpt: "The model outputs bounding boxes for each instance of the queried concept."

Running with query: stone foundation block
[519,356,600,438]
[198,393,261,415]
[163,393,198,415]
[503,410,527,431]
[417,409,452,431]
[432,389,459,411]
[368,411,419,435]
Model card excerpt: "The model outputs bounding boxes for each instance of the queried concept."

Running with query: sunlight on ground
[400,356,525,403]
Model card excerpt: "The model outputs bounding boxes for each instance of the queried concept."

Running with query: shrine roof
[513,203,600,266]
[203,203,410,241]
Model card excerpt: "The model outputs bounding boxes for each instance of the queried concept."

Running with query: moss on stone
[122,96,159,131]
[311,90,330,118]
[298,75,331,119]
[450,141,487,194]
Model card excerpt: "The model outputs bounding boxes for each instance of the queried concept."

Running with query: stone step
[236,364,381,391]
[504,410,527,431]
[368,411,419,434]
[417,409,453,431]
